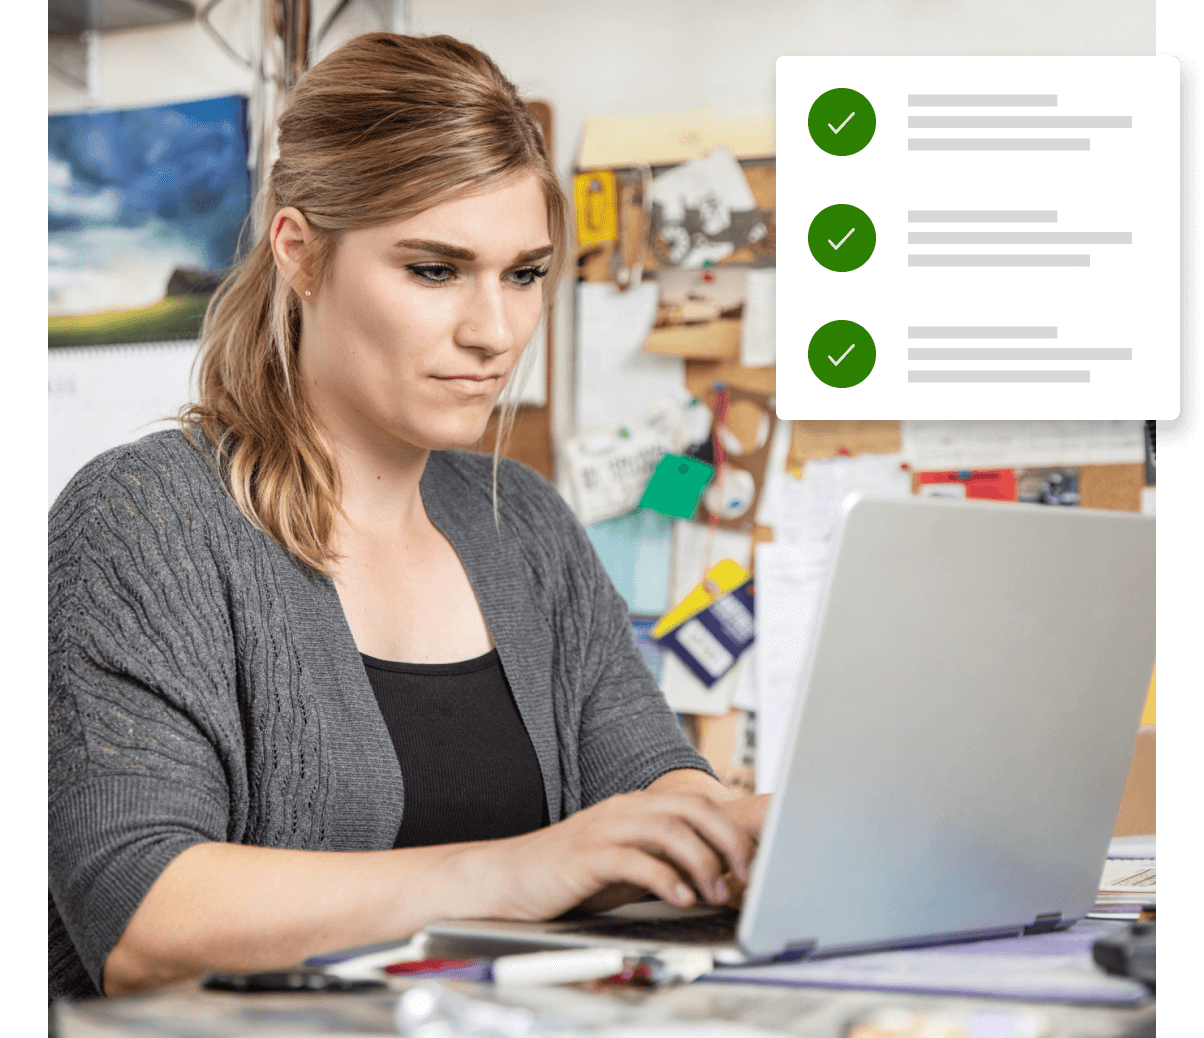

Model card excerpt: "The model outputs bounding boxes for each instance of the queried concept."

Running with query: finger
[590,847,697,908]
[625,816,730,905]
[653,793,756,884]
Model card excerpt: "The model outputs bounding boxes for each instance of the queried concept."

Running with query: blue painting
[48,94,250,346]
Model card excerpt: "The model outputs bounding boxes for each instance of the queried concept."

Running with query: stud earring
[304,290,311,297]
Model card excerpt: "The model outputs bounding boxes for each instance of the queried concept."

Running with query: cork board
[1080,464,1144,513]
[787,421,902,474]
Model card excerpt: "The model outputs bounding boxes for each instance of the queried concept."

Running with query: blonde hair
[181,33,568,573]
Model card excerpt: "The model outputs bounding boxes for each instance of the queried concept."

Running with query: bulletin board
[568,110,1153,794]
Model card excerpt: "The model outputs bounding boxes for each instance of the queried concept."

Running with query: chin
[407,409,496,452]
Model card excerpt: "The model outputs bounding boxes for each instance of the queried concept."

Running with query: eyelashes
[406,263,550,287]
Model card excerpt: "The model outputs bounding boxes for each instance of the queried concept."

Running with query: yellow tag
[1141,667,1156,726]
[574,170,618,246]
[652,558,751,640]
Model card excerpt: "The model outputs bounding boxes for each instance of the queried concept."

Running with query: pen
[386,947,628,987]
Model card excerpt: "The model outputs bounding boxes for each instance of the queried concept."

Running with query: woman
[48,32,766,1002]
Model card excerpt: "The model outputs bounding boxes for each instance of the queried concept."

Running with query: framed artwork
[49,94,250,347]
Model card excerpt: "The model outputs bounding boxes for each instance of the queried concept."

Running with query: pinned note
[639,453,714,520]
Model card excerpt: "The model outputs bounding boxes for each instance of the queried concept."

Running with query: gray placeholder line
[908,94,1057,106]
[908,327,1057,339]
[908,115,1131,128]
[909,138,1089,151]
[908,348,1130,360]
[909,255,1090,267]
[909,370,1090,383]
[908,211,1057,223]
[909,231,1131,245]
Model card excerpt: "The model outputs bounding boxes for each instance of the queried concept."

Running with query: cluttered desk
[54,497,1157,1038]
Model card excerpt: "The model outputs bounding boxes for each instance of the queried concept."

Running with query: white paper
[739,268,776,367]
[660,651,742,716]
[575,282,684,431]
[731,646,758,712]
[1140,486,1156,516]
[773,453,912,546]
[753,542,829,794]
[901,420,1145,470]
[561,404,692,526]
[1098,860,1156,894]
[649,146,764,268]
[50,340,199,507]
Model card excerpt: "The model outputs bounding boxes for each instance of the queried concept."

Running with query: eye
[508,266,550,288]
[407,263,457,284]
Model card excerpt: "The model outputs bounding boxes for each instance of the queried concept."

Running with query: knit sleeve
[496,462,716,809]
[572,539,717,806]
[49,445,242,993]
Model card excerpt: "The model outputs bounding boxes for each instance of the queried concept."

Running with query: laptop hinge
[776,940,817,962]
[1024,912,1064,935]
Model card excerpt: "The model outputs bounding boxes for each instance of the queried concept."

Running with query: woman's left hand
[577,771,770,912]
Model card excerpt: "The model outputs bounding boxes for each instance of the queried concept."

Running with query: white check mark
[827,111,855,134]
[828,227,855,250]
[829,343,856,366]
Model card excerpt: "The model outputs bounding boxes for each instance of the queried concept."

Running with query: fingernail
[713,878,729,902]
[675,883,694,905]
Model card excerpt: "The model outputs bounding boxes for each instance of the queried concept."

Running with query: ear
[270,207,314,297]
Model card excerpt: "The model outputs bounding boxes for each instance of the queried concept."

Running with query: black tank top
[362,648,548,848]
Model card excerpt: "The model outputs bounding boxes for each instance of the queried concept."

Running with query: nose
[456,280,516,357]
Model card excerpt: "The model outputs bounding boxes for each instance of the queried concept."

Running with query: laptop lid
[738,495,1155,959]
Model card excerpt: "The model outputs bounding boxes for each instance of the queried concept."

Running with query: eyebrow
[392,239,554,265]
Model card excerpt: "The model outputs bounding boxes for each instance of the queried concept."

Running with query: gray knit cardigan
[48,430,711,1001]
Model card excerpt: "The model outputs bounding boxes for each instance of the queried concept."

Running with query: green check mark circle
[808,205,876,271]
[808,321,876,388]
[808,88,876,156]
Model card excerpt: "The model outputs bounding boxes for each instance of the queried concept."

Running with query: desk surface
[55,976,1154,1038]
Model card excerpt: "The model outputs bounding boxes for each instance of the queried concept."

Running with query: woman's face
[295,172,552,456]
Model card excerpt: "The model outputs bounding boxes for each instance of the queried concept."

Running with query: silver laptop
[427,495,1155,965]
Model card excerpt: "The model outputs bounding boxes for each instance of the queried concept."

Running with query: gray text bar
[909,371,1090,383]
[909,116,1130,128]
[908,95,1058,106]
[909,348,1130,360]
[910,138,1089,151]
[909,211,1057,223]
[910,255,1090,267]
[910,232,1131,245]
[908,327,1057,339]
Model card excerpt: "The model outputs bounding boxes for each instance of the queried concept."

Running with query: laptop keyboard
[558,908,739,945]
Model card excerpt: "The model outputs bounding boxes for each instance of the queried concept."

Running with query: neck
[318,413,432,541]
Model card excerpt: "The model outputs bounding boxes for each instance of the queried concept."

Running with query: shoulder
[49,428,242,575]
[424,450,580,536]
[52,428,224,519]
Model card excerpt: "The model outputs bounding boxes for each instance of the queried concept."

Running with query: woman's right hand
[462,788,757,922]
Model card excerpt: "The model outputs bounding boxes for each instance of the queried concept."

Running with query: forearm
[103,839,495,996]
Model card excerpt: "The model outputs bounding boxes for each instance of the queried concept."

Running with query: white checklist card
[776,56,1180,420]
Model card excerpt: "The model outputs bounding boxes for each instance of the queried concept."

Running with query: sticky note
[638,454,714,520]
